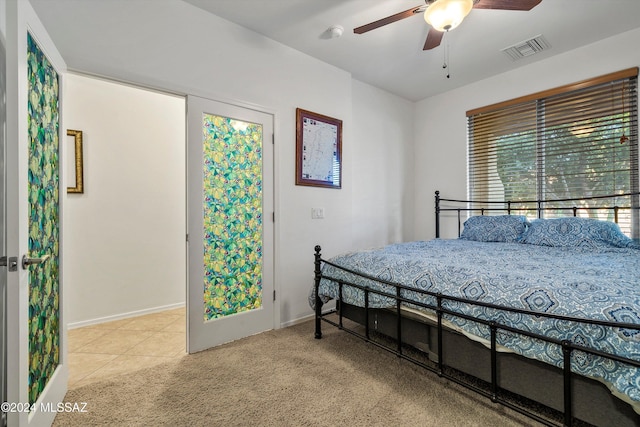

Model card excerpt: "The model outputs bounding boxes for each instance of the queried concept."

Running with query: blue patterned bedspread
[311,239,640,407]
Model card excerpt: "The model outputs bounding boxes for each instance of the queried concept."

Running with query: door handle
[22,254,51,270]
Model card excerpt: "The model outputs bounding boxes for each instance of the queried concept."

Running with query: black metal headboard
[434,190,640,238]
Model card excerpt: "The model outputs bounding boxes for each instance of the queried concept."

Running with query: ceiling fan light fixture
[424,0,474,32]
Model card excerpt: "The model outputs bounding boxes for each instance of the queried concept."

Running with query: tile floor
[67,307,186,389]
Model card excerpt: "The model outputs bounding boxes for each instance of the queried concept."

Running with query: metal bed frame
[313,191,640,427]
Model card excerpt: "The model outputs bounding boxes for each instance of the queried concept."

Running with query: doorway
[63,74,277,383]
[63,73,187,386]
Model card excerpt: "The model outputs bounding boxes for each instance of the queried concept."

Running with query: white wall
[63,73,186,326]
[31,0,415,326]
[352,80,414,248]
[414,27,640,240]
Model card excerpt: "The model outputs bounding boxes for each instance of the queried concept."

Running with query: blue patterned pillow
[459,215,529,243]
[521,217,638,249]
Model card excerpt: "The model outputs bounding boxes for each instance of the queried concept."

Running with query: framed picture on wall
[66,129,84,194]
[295,108,342,189]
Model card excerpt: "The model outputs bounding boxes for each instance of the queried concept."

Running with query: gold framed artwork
[295,108,342,189]
[66,129,84,193]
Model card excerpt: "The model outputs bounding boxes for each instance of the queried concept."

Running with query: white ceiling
[181,0,640,101]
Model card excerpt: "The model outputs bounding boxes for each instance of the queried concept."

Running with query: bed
[310,192,640,427]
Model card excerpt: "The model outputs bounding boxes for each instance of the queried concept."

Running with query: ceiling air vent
[501,35,551,61]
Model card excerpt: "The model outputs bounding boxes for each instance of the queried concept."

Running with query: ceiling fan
[354,0,542,51]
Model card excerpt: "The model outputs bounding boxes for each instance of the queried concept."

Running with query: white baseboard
[279,306,335,328]
[71,303,328,331]
[67,302,185,330]
[280,313,314,328]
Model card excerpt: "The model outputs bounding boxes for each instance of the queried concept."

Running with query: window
[467,68,639,238]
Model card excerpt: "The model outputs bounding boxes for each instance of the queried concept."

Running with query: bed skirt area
[333,301,639,427]
[312,246,640,427]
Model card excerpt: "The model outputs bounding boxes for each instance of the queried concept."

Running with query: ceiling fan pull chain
[442,31,447,70]
[442,30,450,79]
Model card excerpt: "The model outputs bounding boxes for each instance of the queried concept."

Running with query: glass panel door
[187,96,274,353]
[0,23,7,427]
[5,3,68,425]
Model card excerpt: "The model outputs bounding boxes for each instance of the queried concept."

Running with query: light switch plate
[311,207,325,219]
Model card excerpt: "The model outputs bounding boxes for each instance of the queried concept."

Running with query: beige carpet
[53,320,541,426]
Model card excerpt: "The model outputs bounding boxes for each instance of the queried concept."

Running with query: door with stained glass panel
[5,2,68,426]
[186,96,274,353]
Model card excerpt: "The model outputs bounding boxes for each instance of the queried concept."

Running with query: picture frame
[66,129,84,194]
[295,108,342,189]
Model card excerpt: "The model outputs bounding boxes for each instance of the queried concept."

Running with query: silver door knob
[22,254,51,270]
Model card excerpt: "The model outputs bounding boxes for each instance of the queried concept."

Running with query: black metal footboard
[313,245,640,427]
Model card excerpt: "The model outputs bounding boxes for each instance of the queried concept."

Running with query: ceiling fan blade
[472,0,542,11]
[354,5,425,34]
[423,28,444,50]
